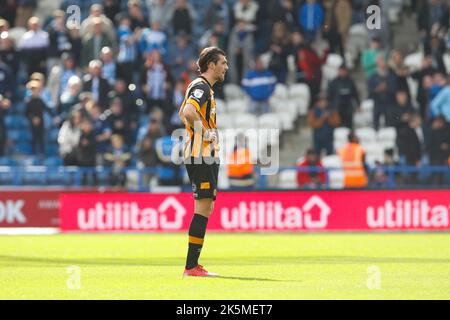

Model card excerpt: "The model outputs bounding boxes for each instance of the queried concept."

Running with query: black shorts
[185,157,219,200]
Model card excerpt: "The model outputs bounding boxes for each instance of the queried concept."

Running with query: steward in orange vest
[337,131,368,188]
[227,134,255,188]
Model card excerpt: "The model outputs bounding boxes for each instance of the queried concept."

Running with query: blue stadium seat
[45,144,59,157]
[14,143,33,155]
[15,157,42,166]
[44,157,63,167]
[0,157,15,166]
[7,129,32,142]
[159,166,175,180]
[4,115,28,129]
[46,128,60,142]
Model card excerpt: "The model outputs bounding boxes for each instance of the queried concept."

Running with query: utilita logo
[0,200,26,224]
[367,200,449,229]
[76,197,186,231]
[220,196,331,230]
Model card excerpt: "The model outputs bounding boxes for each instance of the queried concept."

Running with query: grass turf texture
[0,233,449,299]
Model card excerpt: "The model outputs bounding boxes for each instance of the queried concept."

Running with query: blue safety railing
[0,165,449,191]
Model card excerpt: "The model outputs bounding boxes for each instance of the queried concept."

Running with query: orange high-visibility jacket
[338,143,368,188]
[227,148,254,178]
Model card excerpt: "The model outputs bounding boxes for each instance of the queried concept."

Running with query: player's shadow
[215,275,294,282]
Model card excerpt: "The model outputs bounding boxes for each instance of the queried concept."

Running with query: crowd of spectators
[0,0,448,189]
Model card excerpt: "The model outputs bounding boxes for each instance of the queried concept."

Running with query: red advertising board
[0,189,101,228]
[60,190,450,232]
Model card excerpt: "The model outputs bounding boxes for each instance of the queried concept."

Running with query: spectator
[103,0,121,24]
[389,90,415,130]
[116,15,138,85]
[233,0,259,29]
[66,20,82,66]
[76,117,97,186]
[59,75,82,123]
[25,80,52,156]
[15,0,37,28]
[296,149,326,189]
[138,131,162,186]
[58,109,82,166]
[410,55,438,117]
[368,54,397,130]
[82,60,111,110]
[424,34,447,74]
[48,52,79,108]
[268,22,290,83]
[46,10,72,72]
[298,0,324,43]
[430,75,450,121]
[81,17,115,68]
[140,50,172,115]
[0,11,14,30]
[126,0,149,31]
[100,47,117,86]
[106,97,129,143]
[327,65,360,129]
[17,17,49,76]
[168,31,196,80]
[418,0,449,37]
[227,133,255,190]
[111,79,139,144]
[429,115,450,184]
[397,114,425,166]
[104,134,131,187]
[323,0,352,57]
[0,31,19,74]
[268,0,297,31]
[337,131,368,189]
[139,21,169,60]
[0,57,13,99]
[361,37,383,78]
[205,0,231,33]
[199,21,228,52]
[371,148,399,188]
[397,113,427,184]
[147,0,174,32]
[86,101,112,160]
[169,0,195,36]
[80,4,116,43]
[294,32,328,106]
[388,50,411,98]
[168,79,186,132]
[307,92,341,156]
[241,56,277,114]
[0,95,11,156]
[180,59,200,90]
[227,20,255,84]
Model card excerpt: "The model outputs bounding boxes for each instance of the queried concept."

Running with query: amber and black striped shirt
[178,77,218,159]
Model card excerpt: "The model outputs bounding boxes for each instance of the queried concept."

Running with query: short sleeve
[186,83,210,111]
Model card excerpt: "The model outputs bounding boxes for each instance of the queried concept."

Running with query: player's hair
[197,47,226,74]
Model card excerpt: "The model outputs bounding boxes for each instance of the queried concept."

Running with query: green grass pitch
[0,233,449,299]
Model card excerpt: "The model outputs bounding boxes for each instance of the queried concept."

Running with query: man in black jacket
[76,118,98,186]
[82,60,111,110]
[328,65,360,129]
[25,80,52,156]
[397,113,429,185]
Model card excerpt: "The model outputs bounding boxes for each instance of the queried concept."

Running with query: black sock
[185,214,209,269]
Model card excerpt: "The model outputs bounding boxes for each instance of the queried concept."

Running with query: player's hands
[203,129,218,143]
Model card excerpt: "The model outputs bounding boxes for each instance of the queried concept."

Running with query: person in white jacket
[58,109,82,165]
